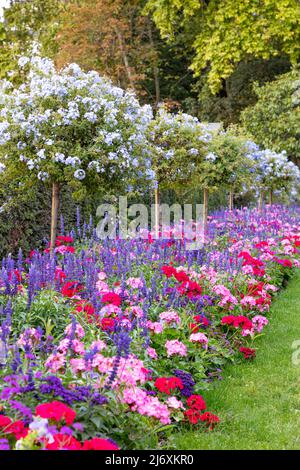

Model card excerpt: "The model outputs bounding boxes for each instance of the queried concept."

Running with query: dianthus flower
[82,438,119,450]
[187,394,206,411]
[36,401,76,425]
[165,340,187,357]
[154,377,184,395]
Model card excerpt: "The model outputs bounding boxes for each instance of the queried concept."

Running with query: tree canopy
[146,0,300,93]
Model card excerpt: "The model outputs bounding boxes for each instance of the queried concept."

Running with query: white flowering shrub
[0,56,153,199]
[246,146,300,196]
[201,128,252,191]
[147,108,206,190]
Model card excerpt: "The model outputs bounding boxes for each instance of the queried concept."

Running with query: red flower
[0,415,12,429]
[174,271,190,283]
[221,315,253,331]
[240,347,256,360]
[154,377,184,395]
[184,409,201,424]
[101,292,121,306]
[187,395,206,411]
[45,434,82,450]
[36,401,76,425]
[5,420,28,439]
[56,236,74,244]
[82,438,119,450]
[61,281,83,298]
[55,268,67,283]
[199,412,220,428]
[100,317,115,331]
[161,265,177,278]
[275,258,293,268]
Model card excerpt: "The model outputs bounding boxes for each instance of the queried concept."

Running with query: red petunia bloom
[45,433,82,450]
[154,377,184,395]
[101,292,122,307]
[187,395,206,411]
[82,438,119,450]
[239,347,256,360]
[36,401,76,426]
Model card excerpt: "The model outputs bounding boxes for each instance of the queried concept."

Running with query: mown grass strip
[170,272,300,450]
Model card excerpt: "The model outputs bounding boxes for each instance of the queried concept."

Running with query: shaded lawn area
[170,271,300,450]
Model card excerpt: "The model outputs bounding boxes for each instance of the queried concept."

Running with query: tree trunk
[203,188,209,236]
[229,189,234,211]
[258,193,263,211]
[114,27,135,91]
[269,189,273,205]
[50,182,60,254]
[154,186,160,239]
[147,19,160,107]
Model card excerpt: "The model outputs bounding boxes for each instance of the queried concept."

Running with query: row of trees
[0,0,299,126]
[0,57,299,250]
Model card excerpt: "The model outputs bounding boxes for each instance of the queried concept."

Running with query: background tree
[146,0,300,93]
[0,0,63,81]
[242,68,300,166]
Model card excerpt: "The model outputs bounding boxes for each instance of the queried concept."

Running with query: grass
[170,271,300,450]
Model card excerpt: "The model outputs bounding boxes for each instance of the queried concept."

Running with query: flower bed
[0,205,299,450]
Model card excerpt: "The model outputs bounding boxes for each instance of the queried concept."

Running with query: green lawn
[170,271,300,450]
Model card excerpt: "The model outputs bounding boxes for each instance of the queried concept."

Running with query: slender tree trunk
[269,189,273,205]
[203,188,209,237]
[50,182,60,254]
[258,193,263,211]
[229,189,234,211]
[114,27,135,91]
[147,20,160,107]
[154,186,160,239]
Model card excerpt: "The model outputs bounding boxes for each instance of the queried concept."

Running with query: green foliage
[0,0,63,82]
[197,57,291,126]
[241,68,300,165]
[146,0,300,93]
[201,127,253,191]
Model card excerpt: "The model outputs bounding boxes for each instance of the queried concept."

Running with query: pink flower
[165,340,187,357]
[45,353,66,372]
[126,277,143,289]
[159,310,181,325]
[147,321,163,334]
[147,347,158,360]
[252,315,269,333]
[189,332,208,348]
[166,396,184,410]
[98,271,107,280]
[70,358,86,373]
[90,340,106,351]
[64,323,85,339]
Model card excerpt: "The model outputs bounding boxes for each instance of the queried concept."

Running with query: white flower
[74,169,86,180]
[18,56,30,68]
[0,163,6,174]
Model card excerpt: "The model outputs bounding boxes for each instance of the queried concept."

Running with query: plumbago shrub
[245,143,300,201]
[0,206,300,450]
[147,108,206,189]
[0,56,153,249]
[0,56,153,194]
